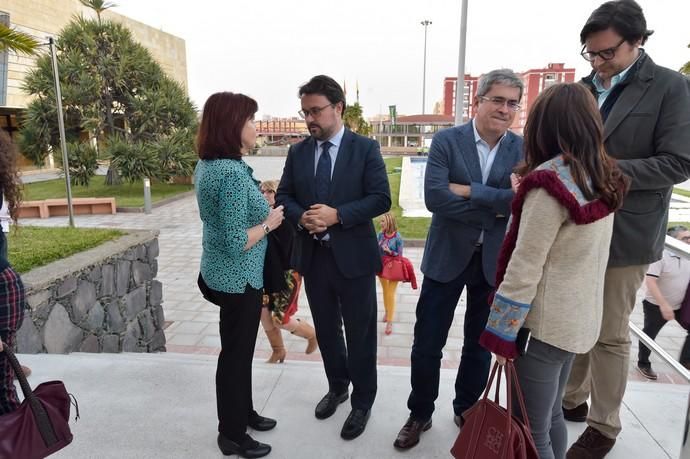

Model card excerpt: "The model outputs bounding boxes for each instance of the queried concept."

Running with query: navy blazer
[421,121,523,285]
[276,128,391,279]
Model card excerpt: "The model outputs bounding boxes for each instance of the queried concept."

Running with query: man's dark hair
[298,75,346,111]
[580,0,654,45]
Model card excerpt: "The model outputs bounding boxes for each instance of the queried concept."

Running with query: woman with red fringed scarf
[479,83,629,459]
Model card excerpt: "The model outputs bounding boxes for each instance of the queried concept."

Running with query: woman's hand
[510,173,522,193]
[382,246,392,254]
[264,205,284,232]
[494,354,507,365]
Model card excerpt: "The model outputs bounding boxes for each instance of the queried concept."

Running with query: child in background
[377,213,404,335]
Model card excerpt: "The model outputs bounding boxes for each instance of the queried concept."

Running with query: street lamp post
[48,37,75,227]
[420,19,432,115]
[454,0,469,126]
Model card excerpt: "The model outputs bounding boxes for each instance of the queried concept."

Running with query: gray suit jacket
[583,53,690,266]
[420,121,523,285]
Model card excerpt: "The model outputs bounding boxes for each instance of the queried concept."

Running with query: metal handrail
[628,322,690,382]
[633,235,690,458]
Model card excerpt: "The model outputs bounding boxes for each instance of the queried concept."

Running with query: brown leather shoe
[393,417,432,450]
[563,401,588,422]
[566,426,616,458]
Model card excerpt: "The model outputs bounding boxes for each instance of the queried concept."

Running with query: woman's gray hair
[476,69,524,101]
[668,225,689,238]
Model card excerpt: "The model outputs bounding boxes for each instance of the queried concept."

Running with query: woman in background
[259,179,317,363]
[377,212,404,335]
[0,129,26,415]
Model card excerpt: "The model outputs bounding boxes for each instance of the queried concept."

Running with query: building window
[543,73,557,89]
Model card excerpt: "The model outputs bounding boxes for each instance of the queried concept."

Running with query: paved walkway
[19,157,689,385]
[15,157,690,457]
[15,352,686,459]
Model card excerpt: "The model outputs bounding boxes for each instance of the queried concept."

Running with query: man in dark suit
[276,75,391,440]
[562,2,690,457]
[393,69,524,450]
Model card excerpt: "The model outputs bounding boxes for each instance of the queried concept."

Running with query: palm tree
[681,44,690,76]
[79,0,117,24]
[0,23,39,55]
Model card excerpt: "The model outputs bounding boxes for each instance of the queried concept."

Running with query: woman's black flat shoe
[217,434,271,458]
[248,413,277,431]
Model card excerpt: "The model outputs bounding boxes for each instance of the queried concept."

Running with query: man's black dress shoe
[315,390,349,419]
[340,408,371,440]
[563,401,588,423]
[217,433,271,458]
[248,412,277,431]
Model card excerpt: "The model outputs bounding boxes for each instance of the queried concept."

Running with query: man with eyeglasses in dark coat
[393,68,524,451]
[562,1,690,457]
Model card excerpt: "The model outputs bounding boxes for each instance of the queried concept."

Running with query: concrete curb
[116,190,195,213]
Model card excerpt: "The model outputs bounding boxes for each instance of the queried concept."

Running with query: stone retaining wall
[15,230,166,354]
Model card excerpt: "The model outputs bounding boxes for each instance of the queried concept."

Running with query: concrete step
[8,352,685,459]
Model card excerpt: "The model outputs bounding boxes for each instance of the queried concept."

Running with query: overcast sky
[113,0,689,119]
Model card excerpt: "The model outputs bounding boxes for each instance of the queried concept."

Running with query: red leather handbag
[451,361,538,459]
[0,348,77,459]
[380,256,407,282]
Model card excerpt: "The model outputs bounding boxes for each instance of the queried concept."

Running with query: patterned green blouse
[195,158,269,294]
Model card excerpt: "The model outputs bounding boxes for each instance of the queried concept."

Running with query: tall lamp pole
[454,0,469,126]
[420,19,432,115]
[48,37,74,227]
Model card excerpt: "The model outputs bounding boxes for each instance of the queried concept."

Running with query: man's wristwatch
[261,223,270,234]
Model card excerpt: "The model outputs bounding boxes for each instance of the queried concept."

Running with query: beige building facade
[0,0,187,167]
[1,0,187,108]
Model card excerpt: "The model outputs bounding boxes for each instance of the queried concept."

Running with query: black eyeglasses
[477,96,521,112]
[298,103,334,119]
[580,39,626,62]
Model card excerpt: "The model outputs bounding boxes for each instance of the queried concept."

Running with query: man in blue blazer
[277,75,391,441]
[394,69,524,450]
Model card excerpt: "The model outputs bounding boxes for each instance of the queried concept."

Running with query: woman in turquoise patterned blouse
[195,92,284,459]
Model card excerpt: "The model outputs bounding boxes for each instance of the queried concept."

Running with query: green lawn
[384,163,689,240]
[674,188,690,199]
[7,226,124,273]
[382,157,431,240]
[23,177,194,208]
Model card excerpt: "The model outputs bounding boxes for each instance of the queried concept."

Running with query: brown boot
[265,328,286,363]
[291,319,318,354]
